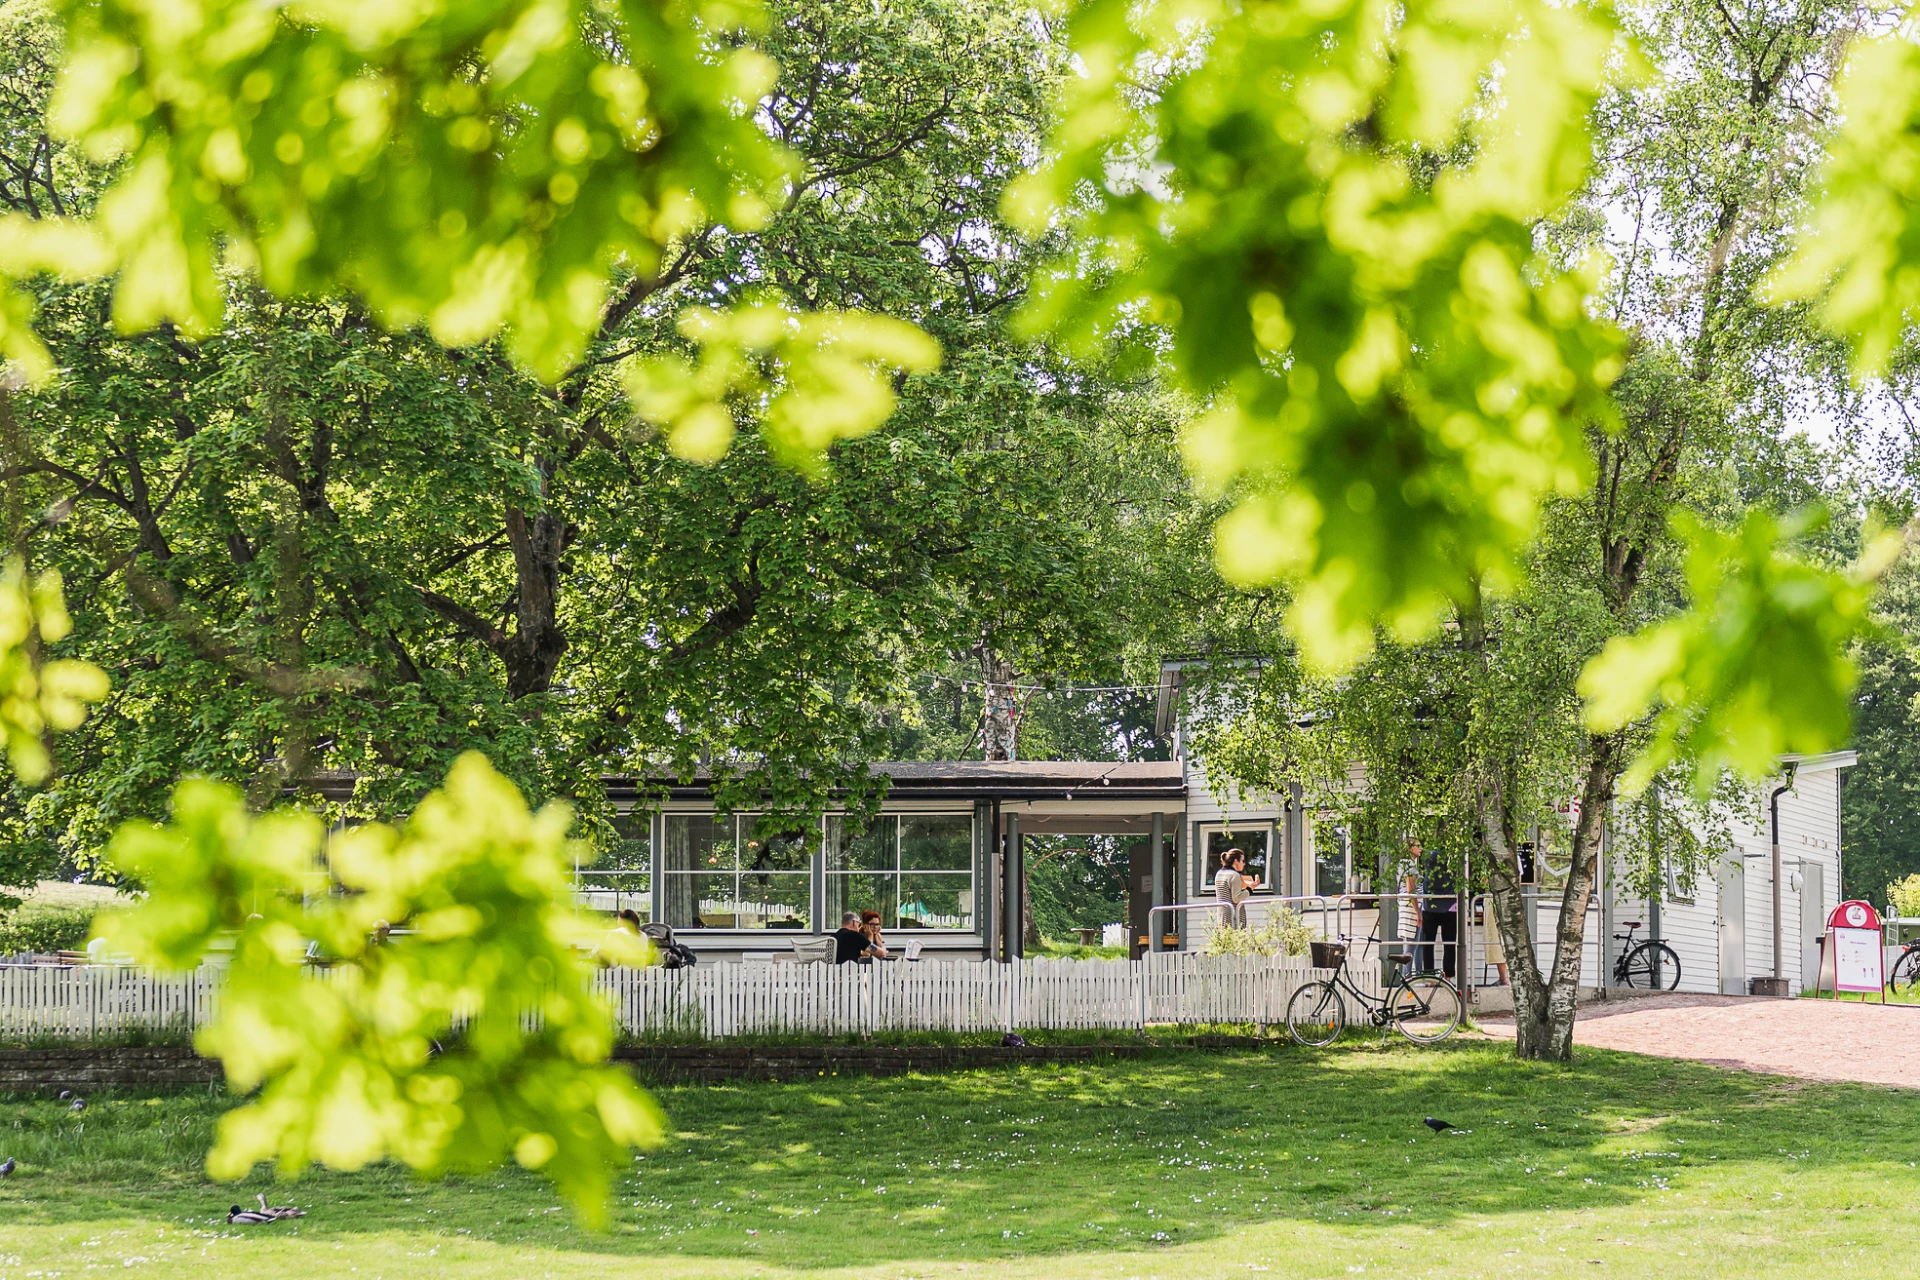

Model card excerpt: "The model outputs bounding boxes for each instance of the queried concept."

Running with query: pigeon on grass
[0,1156,14,1177]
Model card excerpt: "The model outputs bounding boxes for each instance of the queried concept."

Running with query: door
[1718,857,1746,996]
[1801,863,1825,993]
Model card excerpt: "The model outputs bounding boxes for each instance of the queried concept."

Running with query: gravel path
[1476,992,1920,1088]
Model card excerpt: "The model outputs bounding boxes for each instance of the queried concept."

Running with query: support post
[1288,782,1307,898]
[650,810,665,930]
[1150,811,1166,953]
[1191,820,1203,900]
[1268,816,1282,898]
[986,800,1002,963]
[1174,814,1188,950]
[1007,811,1023,962]
[812,813,826,937]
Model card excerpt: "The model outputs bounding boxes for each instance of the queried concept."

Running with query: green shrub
[1889,874,1920,920]
[1203,908,1312,958]
[0,905,97,955]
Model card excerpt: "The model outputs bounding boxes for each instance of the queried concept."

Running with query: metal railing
[1144,894,1339,952]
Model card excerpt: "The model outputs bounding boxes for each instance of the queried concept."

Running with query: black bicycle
[1889,938,1920,993]
[1285,938,1461,1046]
[1611,920,1680,990]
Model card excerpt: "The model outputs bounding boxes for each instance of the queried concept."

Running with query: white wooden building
[1602,752,1852,995]
[1153,658,1857,994]
[547,655,1852,989]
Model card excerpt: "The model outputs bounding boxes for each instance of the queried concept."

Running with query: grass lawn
[1,880,130,911]
[1,1039,1916,1278]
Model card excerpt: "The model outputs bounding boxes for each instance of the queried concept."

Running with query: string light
[920,673,1162,696]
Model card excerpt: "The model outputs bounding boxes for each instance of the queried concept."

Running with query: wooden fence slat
[1,953,1360,1040]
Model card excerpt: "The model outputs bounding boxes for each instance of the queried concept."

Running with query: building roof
[615,759,1186,804]
[294,759,1186,808]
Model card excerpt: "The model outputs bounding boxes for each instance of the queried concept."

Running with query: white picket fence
[0,953,1362,1040]
[0,965,220,1038]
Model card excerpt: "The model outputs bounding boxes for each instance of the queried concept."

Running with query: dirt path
[1476,993,1920,1088]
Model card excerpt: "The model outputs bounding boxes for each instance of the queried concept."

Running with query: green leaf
[48,0,795,380]
[624,295,942,473]
[95,752,665,1225]
[1579,509,1881,792]
[1009,0,1624,670]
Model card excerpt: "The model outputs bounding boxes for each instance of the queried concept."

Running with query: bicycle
[1285,938,1461,1047]
[1610,920,1680,990]
[1889,937,1920,993]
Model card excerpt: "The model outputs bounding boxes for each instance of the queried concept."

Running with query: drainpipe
[1770,764,1798,983]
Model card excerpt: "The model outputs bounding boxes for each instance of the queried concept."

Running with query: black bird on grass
[1423,1117,1455,1132]
[227,1205,278,1225]
[1,1156,15,1177]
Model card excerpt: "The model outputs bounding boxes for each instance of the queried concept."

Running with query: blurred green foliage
[1008,0,1624,672]
[0,901,94,953]
[1581,510,1887,792]
[95,752,662,1223]
[49,0,788,380]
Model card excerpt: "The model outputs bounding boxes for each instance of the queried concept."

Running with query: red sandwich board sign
[1820,899,1885,999]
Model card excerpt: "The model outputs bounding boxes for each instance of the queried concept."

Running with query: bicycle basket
[1310,940,1346,969]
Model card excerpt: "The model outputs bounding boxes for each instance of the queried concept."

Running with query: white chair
[785,936,836,964]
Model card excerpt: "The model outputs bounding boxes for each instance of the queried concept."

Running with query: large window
[577,814,652,922]
[825,814,973,930]
[1314,818,1351,899]
[1201,826,1270,894]
[663,814,812,930]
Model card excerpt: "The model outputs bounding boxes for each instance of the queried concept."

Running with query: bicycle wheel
[1890,947,1920,994]
[1390,974,1461,1044]
[1620,941,1682,991]
[1285,980,1346,1047]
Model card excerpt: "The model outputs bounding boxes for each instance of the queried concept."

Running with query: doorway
[1800,863,1825,993]
[1718,856,1746,996]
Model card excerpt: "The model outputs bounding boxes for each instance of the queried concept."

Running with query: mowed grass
[0,1040,1916,1278]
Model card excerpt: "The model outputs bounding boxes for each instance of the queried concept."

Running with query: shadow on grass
[1,1040,1914,1268]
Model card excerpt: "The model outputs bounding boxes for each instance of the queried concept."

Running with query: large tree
[0,0,1148,876]
[1196,0,1879,1059]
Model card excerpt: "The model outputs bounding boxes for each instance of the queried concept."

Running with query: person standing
[1214,848,1256,928]
[1410,843,1458,980]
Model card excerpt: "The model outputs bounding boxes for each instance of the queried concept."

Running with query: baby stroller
[640,922,697,970]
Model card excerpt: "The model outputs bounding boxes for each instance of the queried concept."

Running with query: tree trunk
[499,504,571,698]
[973,638,1022,762]
[1479,734,1618,1060]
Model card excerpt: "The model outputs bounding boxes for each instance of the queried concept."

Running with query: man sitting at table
[833,912,874,964]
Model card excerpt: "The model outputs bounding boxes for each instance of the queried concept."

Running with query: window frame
[660,812,815,931]
[826,811,976,932]
[620,808,980,934]
[1197,823,1274,897]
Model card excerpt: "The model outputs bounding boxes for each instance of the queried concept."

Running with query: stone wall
[0,1046,219,1093]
